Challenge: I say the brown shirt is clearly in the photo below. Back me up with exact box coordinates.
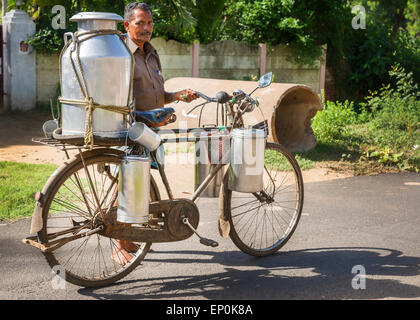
[127,37,165,111]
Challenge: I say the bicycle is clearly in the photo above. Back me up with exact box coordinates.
[24,72,304,287]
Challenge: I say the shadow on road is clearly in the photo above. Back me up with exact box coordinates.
[78,246,420,300]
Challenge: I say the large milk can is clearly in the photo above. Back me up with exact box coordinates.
[60,12,132,137]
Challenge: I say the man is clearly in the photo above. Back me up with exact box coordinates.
[124,2,199,110]
[112,2,199,265]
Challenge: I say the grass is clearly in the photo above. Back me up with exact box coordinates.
[0,161,58,221]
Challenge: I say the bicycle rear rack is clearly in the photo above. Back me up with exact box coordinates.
[32,137,81,151]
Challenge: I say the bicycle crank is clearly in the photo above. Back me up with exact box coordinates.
[100,198,201,243]
[182,217,219,247]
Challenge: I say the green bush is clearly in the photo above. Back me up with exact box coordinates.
[26,27,64,54]
[311,65,419,172]
[361,65,420,169]
[311,98,359,146]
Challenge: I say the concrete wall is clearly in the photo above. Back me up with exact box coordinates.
[150,37,193,80]
[150,38,261,82]
[199,40,260,81]
[266,44,321,91]
[36,52,60,106]
[35,37,323,106]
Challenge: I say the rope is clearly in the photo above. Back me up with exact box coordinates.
[58,97,131,148]
[58,29,135,149]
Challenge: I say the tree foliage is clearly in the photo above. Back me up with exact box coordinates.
[12,0,420,101]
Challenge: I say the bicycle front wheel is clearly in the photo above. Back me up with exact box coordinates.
[221,142,304,256]
[38,149,160,287]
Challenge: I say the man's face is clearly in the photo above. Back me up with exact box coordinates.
[124,9,154,46]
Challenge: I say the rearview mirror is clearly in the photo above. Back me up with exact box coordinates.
[258,72,273,88]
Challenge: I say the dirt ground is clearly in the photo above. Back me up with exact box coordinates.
[0,109,353,197]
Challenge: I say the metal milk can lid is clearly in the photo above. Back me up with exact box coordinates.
[70,12,124,22]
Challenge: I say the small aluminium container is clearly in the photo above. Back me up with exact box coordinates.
[117,155,151,223]
[228,128,266,193]
[128,122,161,151]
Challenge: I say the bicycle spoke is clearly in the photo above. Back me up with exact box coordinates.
[51,196,90,219]
[231,198,259,211]
[68,172,95,216]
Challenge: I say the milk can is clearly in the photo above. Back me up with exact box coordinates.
[194,129,230,197]
[60,12,132,137]
[117,155,151,224]
[228,128,266,193]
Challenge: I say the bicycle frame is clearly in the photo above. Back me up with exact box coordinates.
[149,126,229,202]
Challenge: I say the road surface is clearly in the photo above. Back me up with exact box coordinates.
[1,172,419,301]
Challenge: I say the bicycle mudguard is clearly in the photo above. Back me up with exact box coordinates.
[218,214,231,239]
[218,173,231,238]
[30,193,44,234]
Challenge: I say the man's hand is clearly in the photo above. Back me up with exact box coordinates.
[174,89,199,103]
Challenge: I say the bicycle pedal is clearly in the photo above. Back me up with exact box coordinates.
[200,237,219,247]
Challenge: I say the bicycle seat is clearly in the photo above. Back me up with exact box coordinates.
[135,107,176,128]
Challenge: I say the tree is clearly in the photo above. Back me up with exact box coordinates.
[191,0,227,44]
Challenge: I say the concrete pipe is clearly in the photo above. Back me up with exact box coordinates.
[164,77,323,152]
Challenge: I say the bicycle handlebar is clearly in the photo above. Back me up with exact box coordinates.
[187,89,257,116]
[196,91,217,102]
[196,91,232,104]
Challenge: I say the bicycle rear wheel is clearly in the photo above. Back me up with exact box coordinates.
[38,149,160,287]
[221,142,304,256]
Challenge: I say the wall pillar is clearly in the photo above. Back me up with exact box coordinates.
[318,45,327,94]
[259,43,266,76]
[2,9,36,111]
[192,42,199,78]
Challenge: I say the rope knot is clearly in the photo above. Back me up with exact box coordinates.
[84,97,95,149]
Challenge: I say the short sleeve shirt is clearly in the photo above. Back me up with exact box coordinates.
[127,37,165,111]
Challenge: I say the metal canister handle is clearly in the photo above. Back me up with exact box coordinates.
[63,32,76,44]
[64,32,78,52]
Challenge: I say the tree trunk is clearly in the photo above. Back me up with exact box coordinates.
[391,0,408,39]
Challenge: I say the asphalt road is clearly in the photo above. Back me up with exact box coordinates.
[1,172,420,301]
